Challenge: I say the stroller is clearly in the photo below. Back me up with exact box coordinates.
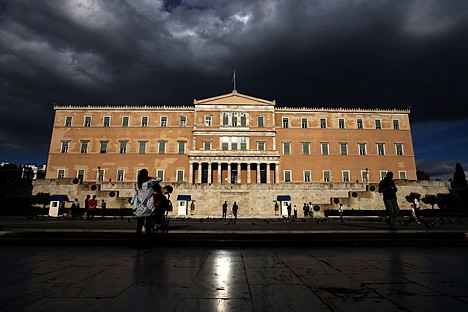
[152,185,173,234]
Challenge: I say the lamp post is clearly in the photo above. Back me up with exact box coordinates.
[97,166,102,182]
[365,168,369,183]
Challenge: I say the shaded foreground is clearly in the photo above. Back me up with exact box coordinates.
[1,245,467,312]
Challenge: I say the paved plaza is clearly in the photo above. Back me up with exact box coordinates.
[1,245,468,312]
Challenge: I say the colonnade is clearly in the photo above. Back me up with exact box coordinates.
[189,161,279,184]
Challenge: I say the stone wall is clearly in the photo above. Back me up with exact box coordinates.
[32,179,451,217]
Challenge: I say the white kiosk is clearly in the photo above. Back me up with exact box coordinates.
[176,195,192,216]
[277,195,291,217]
[49,195,69,217]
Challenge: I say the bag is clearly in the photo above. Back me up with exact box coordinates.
[132,181,155,217]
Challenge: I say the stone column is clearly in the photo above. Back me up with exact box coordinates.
[247,163,251,184]
[198,163,202,184]
[189,162,194,184]
[266,163,271,184]
[228,163,232,184]
[274,163,279,184]
[237,163,241,184]
[218,162,222,184]
[257,163,261,184]
[208,162,212,184]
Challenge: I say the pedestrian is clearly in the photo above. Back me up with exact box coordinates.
[339,203,344,223]
[411,195,421,224]
[133,169,156,239]
[274,201,279,215]
[232,202,238,222]
[308,202,313,217]
[71,198,80,218]
[87,195,98,220]
[287,203,292,218]
[302,203,308,218]
[100,199,106,219]
[378,171,399,230]
[83,194,90,219]
[222,201,228,219]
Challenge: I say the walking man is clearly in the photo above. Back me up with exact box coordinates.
[232,202,238,223]
[379,172,399,230]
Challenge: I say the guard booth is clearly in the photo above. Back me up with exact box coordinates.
[177,195,192,216]
[277,195,291,217]
[49,195,69,217]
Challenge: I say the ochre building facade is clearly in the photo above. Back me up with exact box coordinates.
[46,90,417,185]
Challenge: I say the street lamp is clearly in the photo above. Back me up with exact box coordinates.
[365,168,369,183]
[97,166,102,182]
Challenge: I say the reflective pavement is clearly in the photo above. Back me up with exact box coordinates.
[1,245,468,312]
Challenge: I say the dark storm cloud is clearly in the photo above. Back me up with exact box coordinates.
[1,0,468,166]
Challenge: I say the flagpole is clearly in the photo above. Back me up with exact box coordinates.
[233,70,236,91]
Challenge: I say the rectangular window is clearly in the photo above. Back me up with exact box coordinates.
[399,171,407,180]
[222,112,229,126]
[103,116,110,127]
[240,112,247,127]
[180,116,187,127]
[283,142,291,155]
[176,170,184,182]
[222,142,229,151]
[359,143,367,155]
[302,142,310,155]
[232,112,238,127]
[80,141,89,154]
[156,169,164,181]
[375,119,382,129]
[141,116,148,127]
[257,116,264,127]
[377,143,385,155]
[395,143,404,155]
[357,118,363,129]
[84,116,91,127]
[321,143,329,155]
[338,118,345,129]
[65,116,72,127]
[204,141,212,151]
[119,141,127,154]
[301,117,308,128]
[284,170,292,182]
[380,171,387,180]
[122,116,129,127]
[231,138,238,150]
[257,141,265,151]
[320,118,327,128]
[161,116,168,127]
[205,115,212,126]
[340,143,348,155]
[178,141,186,154]
[57,169,65,179]
[323,170,330,182]
[139,141,147,154]
[393,119,400,130]
[362,170,369,182]
[342,170,350,182]
[61,141,69,153]
[117,169,125,181]
[77,169,85,181]
[100,141,108,154]
[304,170,311,182]
[97,169,104,181]
[158,141,166,154]
[282,117,289,128]
[240,137,247,150]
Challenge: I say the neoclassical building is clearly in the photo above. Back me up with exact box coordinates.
[46,90,416,185]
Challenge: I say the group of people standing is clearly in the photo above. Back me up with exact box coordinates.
[221,201,238,222]
[133,169,173,237]
[70,196,106,219]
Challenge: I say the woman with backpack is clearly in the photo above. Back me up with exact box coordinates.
[133,169,156,239]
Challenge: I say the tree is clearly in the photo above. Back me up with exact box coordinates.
[422,194,437,209]
[452,162,467,188]
[405,192,421,205]
[416,170,430,181]
[35,193,50,208]
[436,193,458,210]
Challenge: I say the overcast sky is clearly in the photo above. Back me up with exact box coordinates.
[1,0,467,179]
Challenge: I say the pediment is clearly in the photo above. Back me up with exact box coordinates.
[194,90,275,106]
